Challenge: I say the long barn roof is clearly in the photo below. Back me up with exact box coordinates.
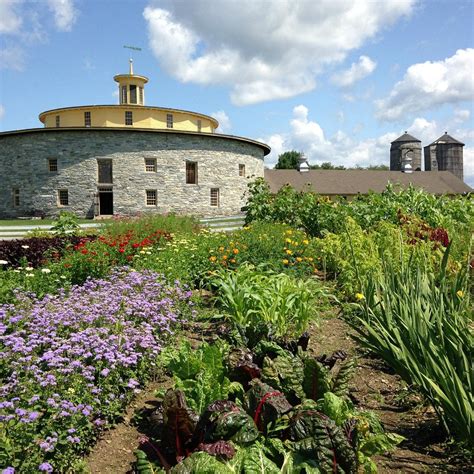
[264,170,472,195]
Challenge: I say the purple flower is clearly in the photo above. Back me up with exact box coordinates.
[38,463,53,473]
[2,468,15,474]
[100,368,110,377]
[28,411,40,421]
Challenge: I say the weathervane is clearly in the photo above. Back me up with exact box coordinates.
[123,45,142,75]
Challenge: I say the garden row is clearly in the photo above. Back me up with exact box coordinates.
[0,184,472,472]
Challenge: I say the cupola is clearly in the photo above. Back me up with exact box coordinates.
[113,59,149,106]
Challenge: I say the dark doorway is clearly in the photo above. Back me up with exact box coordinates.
[99,192,113,215]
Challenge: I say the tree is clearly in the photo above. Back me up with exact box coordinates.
[275,150,304,169]
[311,162,346,170]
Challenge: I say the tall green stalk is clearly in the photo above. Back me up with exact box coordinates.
[348,245,473,445]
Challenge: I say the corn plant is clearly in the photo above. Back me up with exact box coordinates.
[348,245,473,444]
[210,264,323,345]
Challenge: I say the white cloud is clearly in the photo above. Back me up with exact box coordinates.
[454,109,470,123]
[211,110,232,133]
[376,48,474,121]
[332,56,377,87]
[0,0,23,34]
[259,106,473,180]
[0,46,26,71]
[46,0,77,31]
[0,0,78,70]
[463,147,474,187]
[0,105,5,121]
[144,1,414,105]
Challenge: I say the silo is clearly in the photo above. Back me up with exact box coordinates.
[390,132,422,171]
[424,132,465,181]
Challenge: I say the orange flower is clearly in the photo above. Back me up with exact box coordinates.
[209,256,217,262]
[230,258,236,263]
[222,255,228,260]
[233,248,239,255]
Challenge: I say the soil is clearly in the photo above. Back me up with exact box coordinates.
[308,313,469,473]
[85,311,470,473]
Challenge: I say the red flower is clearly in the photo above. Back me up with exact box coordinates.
[119,248,125,253]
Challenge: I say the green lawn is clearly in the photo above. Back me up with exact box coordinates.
[0,219,93,226]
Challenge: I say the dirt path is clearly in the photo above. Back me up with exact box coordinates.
[86,378,172,474]
[86,314,466,473]
[309,314,464,473]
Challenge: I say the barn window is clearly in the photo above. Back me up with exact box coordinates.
[55,115,60,127]
[125,111,133,125]
[12,189,20,207]
[186,162,197,184]
[210,188,219,207]
[145,158,157,172]
[84,111,91,127]
[48,158,58,172]
[197,119,202,132]
[166,113,173,128]
[58,190,69,206]
[98,160,113,184]
[146,190,157,206]
[239,164,245,177]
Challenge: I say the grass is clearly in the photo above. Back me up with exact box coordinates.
[0,219,93,226]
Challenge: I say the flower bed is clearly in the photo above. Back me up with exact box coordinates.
[0,268,194,473]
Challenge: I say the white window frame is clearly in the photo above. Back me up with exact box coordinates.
[145,158,157,173]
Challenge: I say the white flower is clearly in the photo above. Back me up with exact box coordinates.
[41,268,51,274]
[13,269,21,273]
[21,245,30,249]
[26,273,34,278]
[145,251,151,255]
[25,267,34,271]
[60,275,67,280]
[0,260,8,265]
[139,250,146,254]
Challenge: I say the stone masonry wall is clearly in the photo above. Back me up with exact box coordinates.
[0,130,265,218]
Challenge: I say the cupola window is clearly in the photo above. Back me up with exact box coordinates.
[130,85,137,104]
[121,86,127,104]
[139,87,144,105]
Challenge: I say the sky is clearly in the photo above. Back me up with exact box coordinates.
[1,0,473,185]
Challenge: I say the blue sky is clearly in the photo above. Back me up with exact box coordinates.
[1,0,473,184]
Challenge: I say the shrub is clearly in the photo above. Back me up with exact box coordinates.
[0,268,194,472]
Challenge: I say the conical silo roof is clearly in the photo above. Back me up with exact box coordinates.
[428,132,465,146]
[391,131,421,143]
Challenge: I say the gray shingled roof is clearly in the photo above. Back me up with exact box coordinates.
[264,170,472,195]
[391,132,421,143]
[428,132,465,146]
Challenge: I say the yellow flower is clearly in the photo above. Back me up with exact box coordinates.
[303,239,309,245]
[230,258,236,263]
[209,256,217,262]
[282,259,289,265]
[285,230,293,235]
[285,249,293,255]
[308,257,314,262]
[355,293,365,301]
[456,290,464,298]
[218,246,225,252]
[285,238,292,244]
[296,257,303,262]
[293,241,299,246]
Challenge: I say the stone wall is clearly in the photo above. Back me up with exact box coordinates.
[0,129,266,218]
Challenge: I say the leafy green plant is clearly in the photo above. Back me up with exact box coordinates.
[210,264,321,346]
[50,211,81,237]
[159,341,243,415]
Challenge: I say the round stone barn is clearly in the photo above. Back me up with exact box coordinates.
[0,61,270,219]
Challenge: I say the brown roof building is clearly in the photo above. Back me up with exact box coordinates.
[264,169,472,197]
